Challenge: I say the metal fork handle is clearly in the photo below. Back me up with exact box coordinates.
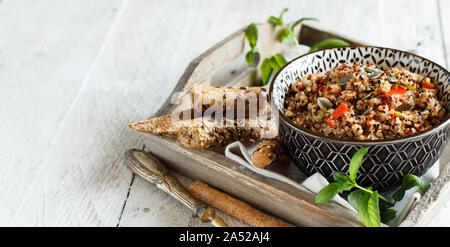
[125,148,208,215]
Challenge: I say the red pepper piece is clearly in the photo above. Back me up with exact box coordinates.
[326,103,350,128]
[386,85,407,98]
[331,103,350,119]
[326,119,336,128]
[422,80,435,89]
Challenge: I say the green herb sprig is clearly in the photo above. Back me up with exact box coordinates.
[245,8,317,85]
[309,38,350,52]
[315,147,431,227]
[268,8,318,53]
[244,8,353,85]
[259,54,288,85]
[245,23,260,67]
[245,24,288,85]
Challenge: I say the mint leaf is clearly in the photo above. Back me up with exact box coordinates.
[245,50,260,67]
[268,9,319,54]
[269,54,287,72]
[269,57,282,72]
[315,182,341,204]
[245,51,253,66]
[348,147,369,183]
[272,54,287,68]
[279,8,288,22]
[260,54,288,85]
[315,172,354,204]
[380,208,396,223]
[245,23,260,67]
[309,38,350,52]
[366,191,381,227]
[380,199,396,223]
[278,29,297,44]
[392,174,431,202]
[292,17,319,29]
[332,172,354,191]
[268,8,288,26]
[245,23,258,48]
[348,189,380,227]
[260,58,273,85]
[267,16,281,26]
[348,189,367,211]
[332,172,349,183]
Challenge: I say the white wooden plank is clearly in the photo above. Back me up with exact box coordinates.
[0,0,124,225]
[411,0,450,227]
[5,0,132,226]
[4,0,234,226]
[323,0,446,66]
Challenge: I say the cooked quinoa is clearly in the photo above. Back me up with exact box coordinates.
[283,63,447,140]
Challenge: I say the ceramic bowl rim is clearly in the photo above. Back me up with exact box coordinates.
[268,45,450,145]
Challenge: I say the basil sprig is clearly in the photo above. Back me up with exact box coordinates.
[243,8,375,86]
[260,54,287,85]
[309,38,350,52]
[268,8,318,52]
[245,23,260,67]
[315,147,431,227]
[244,23,288,85]
[267,8,288,26]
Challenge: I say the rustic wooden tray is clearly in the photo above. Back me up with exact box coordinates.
[142,23,450,227]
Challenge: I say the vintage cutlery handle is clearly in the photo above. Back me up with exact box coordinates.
[125,148,207,215]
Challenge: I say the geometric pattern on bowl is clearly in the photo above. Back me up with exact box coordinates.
[279,122,448,190]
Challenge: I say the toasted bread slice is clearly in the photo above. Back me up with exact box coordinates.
[129,115,276,149]
[128,115,178,137]
[190,86,268,113]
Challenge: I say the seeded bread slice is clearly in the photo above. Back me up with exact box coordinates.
[128,115,178,137]
[129,115,277,149]
[251,138,283,168]
[190,86,268,112]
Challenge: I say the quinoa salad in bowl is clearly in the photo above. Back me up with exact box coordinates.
[269,46,450,189]
[283,63,447,141]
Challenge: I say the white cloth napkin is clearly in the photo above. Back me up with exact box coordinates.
[224,140,439,226]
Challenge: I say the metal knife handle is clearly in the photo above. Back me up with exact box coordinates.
[125,148,207,215]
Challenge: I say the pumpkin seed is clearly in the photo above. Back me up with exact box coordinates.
[337,73,355,85]
[386,77,398,83]
[364,67,383,73]
[364,67,383,80]
[395,103,413,112]
[317,97,333,109]
[363,107,373,115]
[362,92,373,100]
[369,72,382,79]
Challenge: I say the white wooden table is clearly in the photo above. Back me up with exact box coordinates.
[0,0,449,226]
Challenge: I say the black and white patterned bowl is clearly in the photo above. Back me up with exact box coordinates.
[269,46,450,191]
